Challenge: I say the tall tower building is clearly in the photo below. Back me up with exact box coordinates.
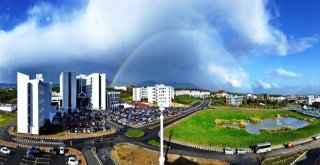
[86,73,106,110]
[17,72,52,135]
[60,71,76,114]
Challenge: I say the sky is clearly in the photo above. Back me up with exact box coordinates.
[0,0,320,94]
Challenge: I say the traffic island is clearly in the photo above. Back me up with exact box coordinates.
[125,129,145,138]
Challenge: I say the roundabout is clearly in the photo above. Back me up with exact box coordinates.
[125,129,145,138]
[165,109,320,148]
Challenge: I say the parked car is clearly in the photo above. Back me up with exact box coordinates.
[50,147,59,156]
[236,148,246,155]
[26,147,40,157]
[313,134,320,140]
[0,147,11,155]
[68,157,79,165]
[59,147,65,155]
[287,142,295,148]
[224,147,234,155]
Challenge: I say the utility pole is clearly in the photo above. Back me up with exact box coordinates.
[159,105,165,165]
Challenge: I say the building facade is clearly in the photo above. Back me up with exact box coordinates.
[85,73,106,110]
[175,90,210,99]
[106,91,120,110]
[306,95,320,105]
[226,95,243,106]
[113,86,127,91]
[17,73,52,135]
[60,71,77,114]
[133,84,174,107]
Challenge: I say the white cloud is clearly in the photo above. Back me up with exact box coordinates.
[208,65,248,88]
[256,80,278,89]
[0,0,317,90]
[270,68,303,79]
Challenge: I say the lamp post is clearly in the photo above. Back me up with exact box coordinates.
[159,105,165,165]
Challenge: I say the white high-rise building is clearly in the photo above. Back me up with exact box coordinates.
[85,73,106,110]
[60,71,77,115]
[133,84,174,107]
[17,73,52,135]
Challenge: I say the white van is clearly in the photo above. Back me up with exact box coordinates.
[256,142,271,154]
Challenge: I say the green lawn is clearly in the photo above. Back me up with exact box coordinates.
[0,112,16,128]
[148,139,160,147]
[165,109,319,148]
[125,129,145,138]
[174,95,203,105]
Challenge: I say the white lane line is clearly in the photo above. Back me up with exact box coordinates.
[37,158,50,160]
[36,162,50,164]
[0,157,6,161]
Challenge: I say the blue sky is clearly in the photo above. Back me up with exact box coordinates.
[0,0,319,94]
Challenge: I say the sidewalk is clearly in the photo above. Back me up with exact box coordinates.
[9,126,116,140]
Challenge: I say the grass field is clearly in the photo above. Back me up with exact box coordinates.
[125,129,145,138]
[174,95,203,105]
[0,112,16,128]
[165,109,319,148]
[148,139,160,147]
[111,143,229,165]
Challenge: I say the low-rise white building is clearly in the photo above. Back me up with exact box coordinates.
[175,90,210,99]
[17,73,52,135]
[0,104,16,112]
[113,86,127,91]
[133,84,174,107]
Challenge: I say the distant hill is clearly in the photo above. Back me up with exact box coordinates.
[0,83,16,88]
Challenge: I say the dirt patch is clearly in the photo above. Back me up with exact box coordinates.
[111,143,229,165]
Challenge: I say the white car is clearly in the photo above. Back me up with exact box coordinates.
[313,134,320,140]
[224,147,234,155]
[59,147,65,155]
[236,148,246,155]
[0,147,11,155]
[68,157,79,165]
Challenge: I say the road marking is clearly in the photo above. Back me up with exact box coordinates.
[21,158,36,163]
[0,153,9,157]
[36,162,50,164]
[0,157,6,161]
[0,162,4,165]
[36,158,50,160]
[20,163,28,165]
[34,157,38,165]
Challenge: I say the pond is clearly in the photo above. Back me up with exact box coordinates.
[222,117,309,134]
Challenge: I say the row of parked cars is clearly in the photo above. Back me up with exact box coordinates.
[66,110,110,134]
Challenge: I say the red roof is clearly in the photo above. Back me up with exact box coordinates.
[217,90,226,94]
[129,101,150,108]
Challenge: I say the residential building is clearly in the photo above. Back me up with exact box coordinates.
[175,90,191,96]
[60,71,77,114]
[132,84,174,107]
[17,73,52,135]
[114,86,127,91]
[226,95,243,106]
[106,91,120,110]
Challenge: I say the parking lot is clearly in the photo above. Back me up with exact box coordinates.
[103,105,197,126]
[65,109,110,134]
[0,146,73,165]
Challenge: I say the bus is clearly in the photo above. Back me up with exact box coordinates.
[256,142,271,154]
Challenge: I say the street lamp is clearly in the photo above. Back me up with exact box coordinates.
[159,105,165,165]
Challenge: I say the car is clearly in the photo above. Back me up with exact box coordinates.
[313,134,320,140]
[0,147,11,155]
[59,147,65,155]
[26,147,40,157]
[224,147,234,155]
[50,147,59,156]
[236,148,246,155]
[68,157,79,165]
[287,142,295,148]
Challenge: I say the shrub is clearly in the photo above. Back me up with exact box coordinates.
[250,117,262,123]
[215,119,223,125]
[239,121,247,128]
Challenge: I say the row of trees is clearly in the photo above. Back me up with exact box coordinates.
[0,88,17,104]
